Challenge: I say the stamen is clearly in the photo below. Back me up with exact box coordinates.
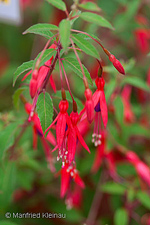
[70,172,74,177]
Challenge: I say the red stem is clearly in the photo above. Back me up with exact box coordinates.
[70,38,89,89]
[71,29,110,56]
[60,61,75,102]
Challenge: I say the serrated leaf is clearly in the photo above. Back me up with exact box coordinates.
[62,57,92,85]
[80,12,114,29]
[23,23,58,39]
[13,87,27,110]
[101,182,126,195]
[36,92,53,134]
[122,76,150,92]
[33,48,56,70]
[114,208,129,225]
[79,2,101,12]
[77,32,101,42]
[46,0,66,11]
[72,34,100,59]
[69,10,81,25]
[136,191,150,209]
[59,19,71,51]
[13,60,34,86]
[53,91,83,111]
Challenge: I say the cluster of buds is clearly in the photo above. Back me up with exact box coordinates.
[23,43,57,99]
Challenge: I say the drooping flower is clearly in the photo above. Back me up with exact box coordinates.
[92,76,108,146]
[68,111,90,163]
[44,98,75,166]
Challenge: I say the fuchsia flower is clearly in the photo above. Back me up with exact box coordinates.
[44,99,70,148]
[68,111,90,163]
[44,98,90,165]
[92,77,108,146]
[60,163,85,198]
[121,85,135,123]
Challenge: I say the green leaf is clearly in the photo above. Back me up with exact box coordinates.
[53,91,83,112]
[0,123,20,160]
[101,182,126,195]
[136,191,150,210]
[13,87,27,110]
[0,221,18,225]
[46,0,66,11]
[69,10,81,25]
[62,57,92,85]
[123,124,150,139]
[114,96,124,125]
[23,23,58,39]
[114,208,129,225]
[13,60,33,86]
[80,12,114,29]
[0,162,17,208]
[77,32,101,42]
[72,34,100,59]
[36,92,53,134]
[33,48,56,69]
[59,19,71,51]
[122,76,150,92]
[79,2,101,12]
[17,170,34,191]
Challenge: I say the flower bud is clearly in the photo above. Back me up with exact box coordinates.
[29,79,37,99]
[84,89,94,123]
[32,69,38,80]
[109,54,125,75]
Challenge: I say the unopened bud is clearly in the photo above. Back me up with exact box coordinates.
[29,79,37,99]
[32,69,38,80]
[85,89,94,123]
[109,54,125,75]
